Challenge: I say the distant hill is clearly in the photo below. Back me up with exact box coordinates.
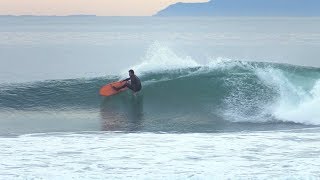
[156,0,320,16]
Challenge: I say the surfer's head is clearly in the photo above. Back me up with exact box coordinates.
[129,69,134,76]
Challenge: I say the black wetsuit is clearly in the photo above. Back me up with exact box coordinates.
[121,75,142,92]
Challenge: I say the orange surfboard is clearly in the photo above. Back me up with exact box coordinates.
[99,81,128,97]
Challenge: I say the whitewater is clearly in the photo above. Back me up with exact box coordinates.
[1,17,320,179]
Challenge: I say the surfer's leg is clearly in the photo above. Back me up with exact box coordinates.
[126,83,135,91]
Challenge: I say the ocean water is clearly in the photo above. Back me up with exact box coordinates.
[1,17,320,179]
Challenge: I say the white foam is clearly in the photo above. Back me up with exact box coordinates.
[274,80,320,125]
[256,68,320,125]
[1,131,320,179]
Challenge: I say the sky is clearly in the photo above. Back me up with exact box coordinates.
[0,0,208,16]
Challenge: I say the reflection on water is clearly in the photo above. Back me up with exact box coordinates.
[100,93,144,132]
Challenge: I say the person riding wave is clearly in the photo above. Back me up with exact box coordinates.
[112,69,142,93]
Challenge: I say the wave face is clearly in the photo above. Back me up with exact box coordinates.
[1,59,320,129]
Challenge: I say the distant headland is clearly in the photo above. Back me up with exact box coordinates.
[156,0,320,16]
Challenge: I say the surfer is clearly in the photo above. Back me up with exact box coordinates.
[112,69,142,93]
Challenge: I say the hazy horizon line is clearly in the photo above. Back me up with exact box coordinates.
[1,14,320,18]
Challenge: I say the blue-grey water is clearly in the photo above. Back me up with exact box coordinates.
[1,17,320,179]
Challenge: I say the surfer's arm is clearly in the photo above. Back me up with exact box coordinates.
[122,78,130,82]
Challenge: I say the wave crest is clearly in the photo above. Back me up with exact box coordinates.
[1,58,320,125]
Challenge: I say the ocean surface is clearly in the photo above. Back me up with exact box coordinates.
[1,17,320,179]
